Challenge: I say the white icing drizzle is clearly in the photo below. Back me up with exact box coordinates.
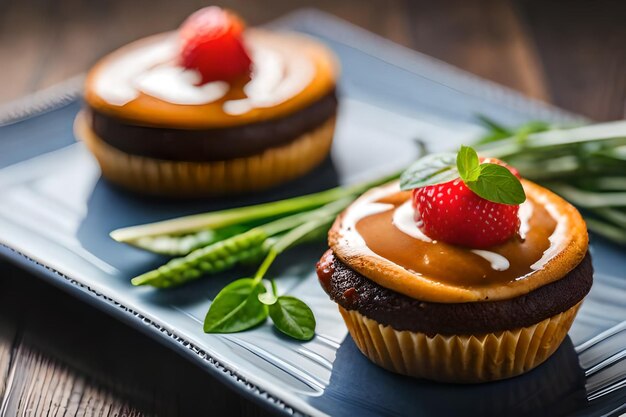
[518,200,534,240]
[392,201,433,243]
[222,47,314,115]
[341,182,568,276]
[134,67,229,105]
[340,202,394,247]
[339,184,397,248]
[94,37,178,106]
[530,197,568,271]
[392,200,511,271]
[470,250,510,271]
[92,33,315,113]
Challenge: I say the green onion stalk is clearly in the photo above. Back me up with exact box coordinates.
[115,171,402,288]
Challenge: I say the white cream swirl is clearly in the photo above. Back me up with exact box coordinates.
[470,250,510,271]
[92,33,315,113]
[391,200,511,271]
[134,67,229,105]
[93,37,177,106]
[223,47,315,115]
[392,200,433,243]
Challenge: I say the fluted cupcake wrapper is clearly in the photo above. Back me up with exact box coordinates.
[75,112,336,197]
[339,301,582,383]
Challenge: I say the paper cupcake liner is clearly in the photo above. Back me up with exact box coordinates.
[339,301,582,383]
[75,112,336,197]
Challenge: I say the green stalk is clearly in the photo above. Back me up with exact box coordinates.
[111,171,400,244]
[131,228,268,288]
[131,211,312,288]
[591,208,626,228]
[479,120,626,159]
[585,218,626,245]
[112,190,342,242]
[132,197,352,288]
[251,197,353,285]
[547,183,626,208]
[578,177,626,191]
[128,223,253,255]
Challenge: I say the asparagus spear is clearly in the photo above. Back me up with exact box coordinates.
[478,120,626,159]
[131,229,269,288]
[546,183,626,208]
[111,171,401,246]
[131,197,353,288]
[129,223,253,256]
[585,218,626,245]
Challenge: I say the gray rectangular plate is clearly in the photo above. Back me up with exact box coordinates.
[0,10,624,417]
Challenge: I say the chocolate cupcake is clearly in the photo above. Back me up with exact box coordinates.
[75,7,339,197]
[317,149,591,383]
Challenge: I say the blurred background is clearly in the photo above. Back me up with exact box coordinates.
[1,0,625,120]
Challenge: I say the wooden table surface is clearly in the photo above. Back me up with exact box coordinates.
[0,0,624,415]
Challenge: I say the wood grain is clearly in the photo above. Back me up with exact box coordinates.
[0,344,139,416]
[405,0,550,101]
[0,0,625,415]
[0,261,273,416]
[518,0,626,120]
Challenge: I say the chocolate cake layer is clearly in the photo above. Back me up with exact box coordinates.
[320,251,593,335]
[88,91,338,162]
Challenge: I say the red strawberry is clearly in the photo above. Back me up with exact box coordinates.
[179,7,252,84]
[411,160,521,248]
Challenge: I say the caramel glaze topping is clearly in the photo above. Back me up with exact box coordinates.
[355,191,556,288]
[328,180,589,303]
[84,30,338,129]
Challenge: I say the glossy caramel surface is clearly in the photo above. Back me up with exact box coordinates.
[328,180,589,303]
[84,29,338,129]
[356,191,556,288]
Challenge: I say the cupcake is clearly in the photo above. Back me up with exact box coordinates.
[75,7,339,197]
[317,147,592,383]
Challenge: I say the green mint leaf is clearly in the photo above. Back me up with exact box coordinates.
[204,278,268,333]
[465,163,526,205]
[269,296,316,341]
[456,145,480,182]
[399,153,458,190]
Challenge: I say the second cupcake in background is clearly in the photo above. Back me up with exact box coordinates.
[76,6,339,197]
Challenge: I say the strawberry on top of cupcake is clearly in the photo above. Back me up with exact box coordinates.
[408,146,524,248]
[179,6,252,84]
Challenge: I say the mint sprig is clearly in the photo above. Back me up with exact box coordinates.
[204,251,316,340]
[203,198,350,340]
[401,145,526,205]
